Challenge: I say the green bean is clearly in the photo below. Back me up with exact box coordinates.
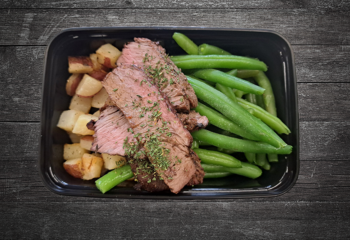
[194,102,258,141]
[215,83,237,103]
[204,172,233,178]
[252,71,280,163]
[198,43,231,55]
[256,153,270,170]
[201,163,262,179]
[256,94,265,109]
[188,75,216,86]
[236,98,291,135]
[192,69,265,95]
[95,165,134,194]
[268,154,279,162]
[171,55,268,71]
[193,148,242,168]
[233,89,246,98]
[192,129,292,154]
[245,93,257,105]
[254,71,277,116]
[244,152,256,164]
[236,70,260,79]
[217,148,235,155]
[198,140,211,146]
[191,140,199,149]
[172,32,198,55]
[226,69,238,77]
[187,76,288,148]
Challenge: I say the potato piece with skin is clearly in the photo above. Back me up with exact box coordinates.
[81,153,104,180]
[92,88,109,108]
[68,56,93,74]
[66,74,83,96]
[88,69,108,81]
[90,53,109,72]
[57,110,84,132]
[63,143,89,160]
[96,43,121,68]
[72,114,98,135]
[68,132,82,143]
[69,94,92,113]
[76,74,103,98]
[63,158,83,178]
[80,136,94,151]
[101,153,127,170]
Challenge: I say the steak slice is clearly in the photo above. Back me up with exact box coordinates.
[187,149,205,186]
[117,37,198,112]
[103,65,199,194]
[89,106,134,156]
[130,159,169,192]
[178,110,209,132]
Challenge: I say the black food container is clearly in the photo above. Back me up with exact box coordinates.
[40,27,299,199]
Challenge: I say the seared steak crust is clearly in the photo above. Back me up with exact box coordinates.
[178,111,209,132]
[130,159,169,192]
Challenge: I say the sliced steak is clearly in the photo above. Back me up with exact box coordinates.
[130,159,169,192]
[187,149,205,186]
[103,65,199,194]
[89,106,134,156]
[117,37,198,112]
[177,110,209,132]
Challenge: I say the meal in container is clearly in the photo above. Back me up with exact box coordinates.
[56,32,292,194]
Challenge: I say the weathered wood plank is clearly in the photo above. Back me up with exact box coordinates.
[0,9,349,45]
[1,46,350,122]
[298,83,350,121]
[1,122,350,203]
[1,0,349,10]
[1,201,349,239]
[294,45,350,83]
[300,121,350,161]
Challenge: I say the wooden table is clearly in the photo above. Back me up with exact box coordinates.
[1,1,350,238]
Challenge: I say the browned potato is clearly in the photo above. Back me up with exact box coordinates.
[57,110,84,132]
[91,88,109,108]
[68,56,93,74]
[69,94,92,113]
[72,114,98,135]
[90,53,109,71]
[75,74,103,98]
[63,158,83,178]
[80,136,94,151]
[96,43,121,68]
[63,143,89,160]
[66,74,83,96]
[81,153,104,180]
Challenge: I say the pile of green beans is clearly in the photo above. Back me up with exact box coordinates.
[173,32,293,181]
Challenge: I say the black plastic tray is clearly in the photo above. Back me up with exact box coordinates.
[40,27,299,199]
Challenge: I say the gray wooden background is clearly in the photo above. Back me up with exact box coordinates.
[1,0,350,239]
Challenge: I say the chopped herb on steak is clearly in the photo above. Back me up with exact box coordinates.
[102,65,199,194]
[117,38,198,113]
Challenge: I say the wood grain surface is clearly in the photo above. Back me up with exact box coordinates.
[1,0,350,239]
